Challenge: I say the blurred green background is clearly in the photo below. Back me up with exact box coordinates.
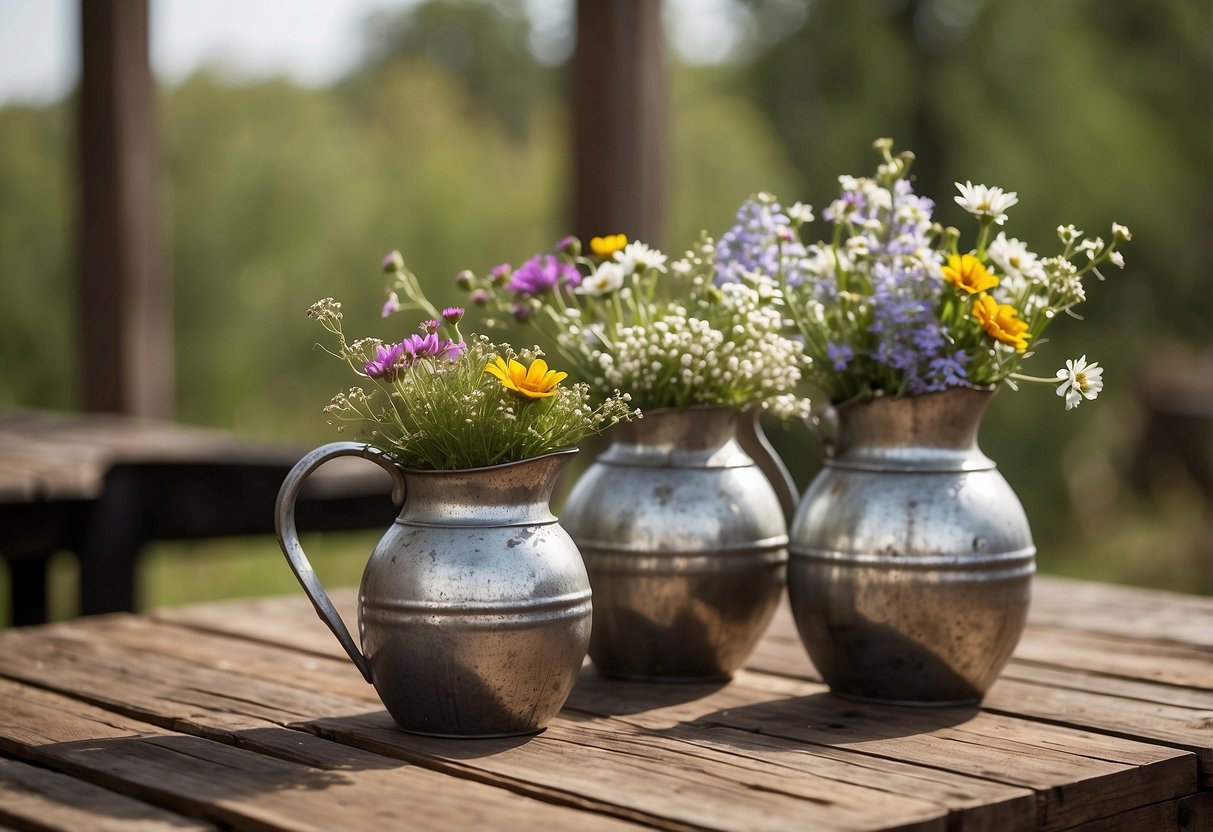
[0,0,1209,620]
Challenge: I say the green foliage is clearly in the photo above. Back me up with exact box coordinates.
[0,0,1207,599]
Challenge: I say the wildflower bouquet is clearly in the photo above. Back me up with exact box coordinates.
[307,262,636,470]
[721,139,1130,410]
[443,233,810,418]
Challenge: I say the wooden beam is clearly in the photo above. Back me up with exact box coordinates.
[571,0,667,246]
[77,0,172,417]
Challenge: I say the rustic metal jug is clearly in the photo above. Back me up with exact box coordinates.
[276,443,591,737]
[561,407,793,682]
[787,388,1035,705]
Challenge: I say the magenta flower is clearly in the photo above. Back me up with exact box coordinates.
[436,339,466,361]
[365,342,406,379]
[442,306,464,324]
[382,250,404,273]
[401,332,440,359]
[512,302,534,322]
[420,319,440,334]
[381,291,401,318]
[555,235,580,257]
[507,254,581,294]
[489,263,512,284]
[470,288,490,306]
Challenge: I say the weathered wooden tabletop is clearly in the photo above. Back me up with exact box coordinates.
[0,575,1210,831]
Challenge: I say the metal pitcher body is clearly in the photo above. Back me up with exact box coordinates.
[277,445,590,737]
[788,388,1035,705]
[562,408,789,682]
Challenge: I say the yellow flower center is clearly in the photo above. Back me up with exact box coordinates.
[484,356,568,399]
[942,254,999,295]
[589,234,628,259]
[1075,372,1088,391]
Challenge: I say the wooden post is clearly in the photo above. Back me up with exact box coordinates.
[571,0,667,246]
[77,0,172,417]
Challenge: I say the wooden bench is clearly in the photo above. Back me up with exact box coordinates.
[0,410,397,626]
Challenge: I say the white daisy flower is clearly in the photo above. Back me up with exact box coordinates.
[575,261,627,296]
[988,232,1046,283]
[954,181,1019,225]
[614,241,668,275]
[1056,355,1104,410]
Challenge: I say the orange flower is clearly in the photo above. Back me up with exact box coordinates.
[972,295,1030,353]
[942,254,999,295]
[485,356,567,399]
[589,234,628,259]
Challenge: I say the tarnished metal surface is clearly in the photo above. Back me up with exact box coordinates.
[563,408,789,681]
[277,444,590,737]
[787,389,1035,705]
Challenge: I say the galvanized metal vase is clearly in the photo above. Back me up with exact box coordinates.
[787,388,1035,705]
[276,443,591,737]
[561,407,792,682]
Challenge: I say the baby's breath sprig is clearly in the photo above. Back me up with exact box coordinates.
[452,231,811,418]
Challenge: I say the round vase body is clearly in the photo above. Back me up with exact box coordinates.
[359,451,591,736]
[562,408,788,682]
[787,389,1034,705]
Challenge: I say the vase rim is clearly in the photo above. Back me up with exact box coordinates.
[835,385,997,411]
[391,446,578,475]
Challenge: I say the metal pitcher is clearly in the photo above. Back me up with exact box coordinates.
[276,443,591,737]
[561,407,793,682]
[787,388,1035,705]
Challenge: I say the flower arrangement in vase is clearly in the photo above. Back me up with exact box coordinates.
[442,233,811,681]
[725,138,1131,704]
[275,259,634,737]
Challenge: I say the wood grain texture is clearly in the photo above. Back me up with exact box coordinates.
[1,577,1210,832]
[0,758,217,832]
[0,678,643,832]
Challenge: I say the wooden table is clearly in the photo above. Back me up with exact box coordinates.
[0,575,1210,831]
[0,410,397,625]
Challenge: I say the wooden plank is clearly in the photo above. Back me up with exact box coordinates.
[1029,576,1213,649]
[1012,627,1213,690]
[0,621,954,832]
[0,757,217,831]
[564,670,1197,832]
[750,600,1213,787]
[0,678,643,832]
[1055,791,1213,831]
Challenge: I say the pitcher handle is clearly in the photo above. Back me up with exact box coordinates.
[737,406,799,525]
[737,404,839,525]
[274,441,406,684]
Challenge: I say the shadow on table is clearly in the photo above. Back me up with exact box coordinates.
[682,691,980,746]
[299,710,538,761]
[564,666,731,716]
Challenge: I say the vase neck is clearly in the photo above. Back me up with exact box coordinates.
[598,407,753,469]
[397,449,576,526]
[829,389,996,472]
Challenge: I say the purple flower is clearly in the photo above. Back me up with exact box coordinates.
[469,289,490,306]
[827,343,854,372]
[555,235,580,257]
[489,263,512,285]
[381,292,401,318]
[716,196,809,286]
[365,342,405,379]
[512,302,534,322]
[437,339,466,361]
[419,319,440,334]
[455,269,474,288]
[507,254,581,294]
[381,250,404,273]
[442,306,464,324]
